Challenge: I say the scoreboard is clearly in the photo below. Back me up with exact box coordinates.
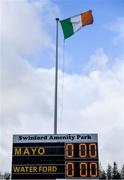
[12,134,99,179]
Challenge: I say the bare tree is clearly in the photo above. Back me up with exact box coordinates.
[121,164,124,180]
[3,172,10,180]
[106,164,112,180]
[99,163,106,179]
[112,161,121,179]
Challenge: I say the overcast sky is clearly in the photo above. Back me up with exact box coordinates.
[0,0,124,173]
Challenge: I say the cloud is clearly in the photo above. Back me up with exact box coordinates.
[0,0,59,172]
[1,1,47,54]
[58,58,124,168]
[0,0,60,56]
[84,48,109,72]
[0,0,124,174]
[106,17,124,43]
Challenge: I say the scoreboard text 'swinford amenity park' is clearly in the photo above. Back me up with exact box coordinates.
[12,134,99,179]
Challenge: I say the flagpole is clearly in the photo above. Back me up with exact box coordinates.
[54,18,59,134]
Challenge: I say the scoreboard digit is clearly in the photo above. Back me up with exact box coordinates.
[65,143,98,178]
[12,134,99,179]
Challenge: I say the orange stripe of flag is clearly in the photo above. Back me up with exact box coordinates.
[81,10,94,26]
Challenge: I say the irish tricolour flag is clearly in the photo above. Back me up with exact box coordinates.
[60,10,94,39]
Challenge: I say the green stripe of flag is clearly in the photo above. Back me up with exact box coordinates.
[60,18,74,39]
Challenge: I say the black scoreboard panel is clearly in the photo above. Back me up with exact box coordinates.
[12,134,99,179]
[12,142,65,179]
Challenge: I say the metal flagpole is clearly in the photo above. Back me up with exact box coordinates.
[54,18,59,134]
